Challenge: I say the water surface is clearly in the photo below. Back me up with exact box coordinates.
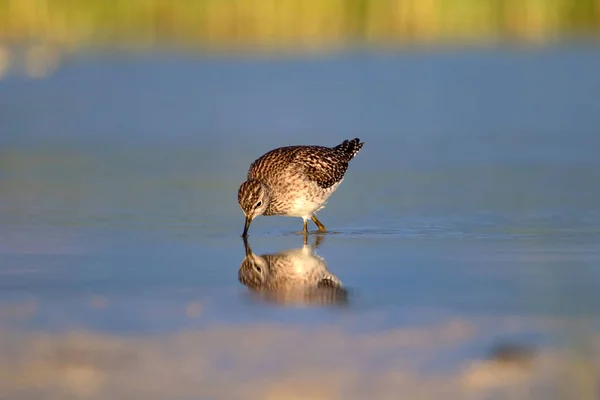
[1,44,600,398]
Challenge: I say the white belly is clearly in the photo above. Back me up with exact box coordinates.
[288,197,323,218]
[286,179,343,219]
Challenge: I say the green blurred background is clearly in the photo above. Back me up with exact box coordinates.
[1,0,599,50]
[2,0,599,79]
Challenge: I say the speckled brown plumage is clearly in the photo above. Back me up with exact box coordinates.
[238,138,364,235]
[248,138,363,189]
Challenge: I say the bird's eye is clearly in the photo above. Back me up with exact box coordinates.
[255,201,262,208]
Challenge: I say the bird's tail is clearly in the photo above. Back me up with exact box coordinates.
[334,138,364,160]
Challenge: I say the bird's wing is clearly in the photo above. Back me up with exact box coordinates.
[292,147,350,189]
[247,146,300,180]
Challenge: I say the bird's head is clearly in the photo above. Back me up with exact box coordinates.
[239,236,269,288]
[238,179,271,236]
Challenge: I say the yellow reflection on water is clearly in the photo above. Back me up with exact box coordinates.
[0,314,597,399]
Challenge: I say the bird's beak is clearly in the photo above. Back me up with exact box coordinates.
[243,235,252,257]
[242,215,252,237]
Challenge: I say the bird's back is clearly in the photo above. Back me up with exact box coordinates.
[247,139,364,190]
[247,145,308,182]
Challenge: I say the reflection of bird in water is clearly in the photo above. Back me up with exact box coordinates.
[239,235,348,306]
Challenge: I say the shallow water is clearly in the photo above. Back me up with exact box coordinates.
[1,44,600,398]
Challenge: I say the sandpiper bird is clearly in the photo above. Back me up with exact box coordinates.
[239,236,348,306]
[238,138,364,236]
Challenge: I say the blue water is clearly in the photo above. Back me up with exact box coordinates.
[1,44,599,398]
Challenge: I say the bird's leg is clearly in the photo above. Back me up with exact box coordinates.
[313,234,324,249]
[311,215,327,232]
[303,218,309,234]
[303,232,308,247]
